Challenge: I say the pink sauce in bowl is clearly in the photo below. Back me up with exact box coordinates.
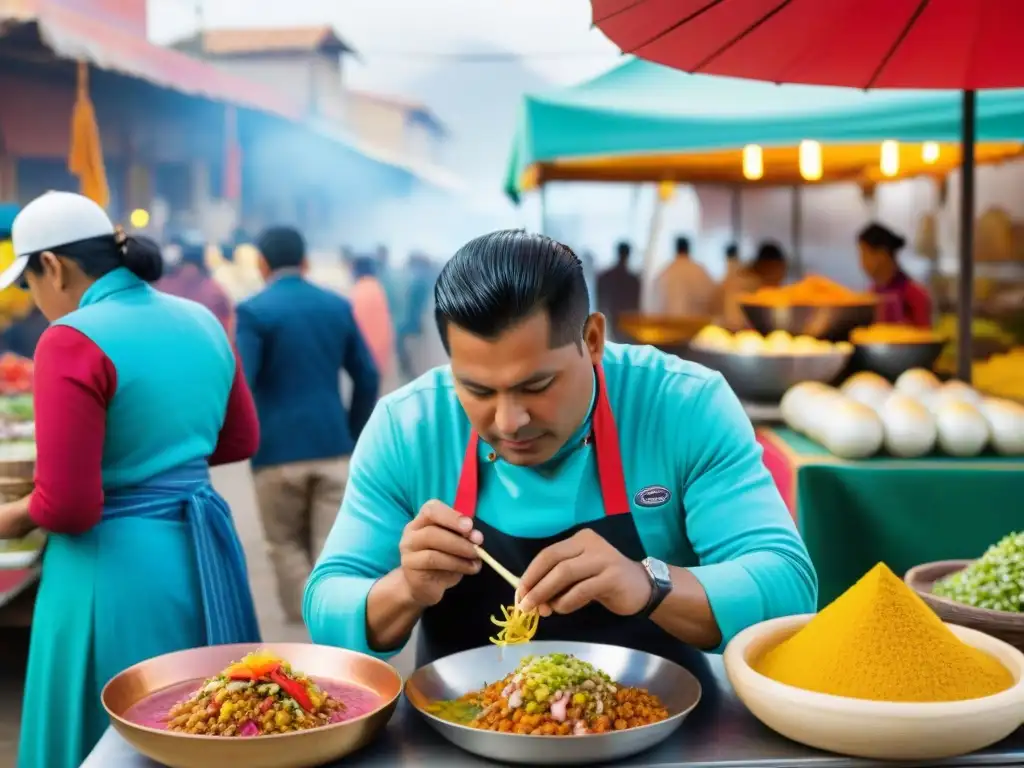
[124,677,384,734]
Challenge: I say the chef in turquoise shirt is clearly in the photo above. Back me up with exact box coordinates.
[305,230,817,665]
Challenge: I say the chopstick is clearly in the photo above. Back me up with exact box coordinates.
[474,545,521,590]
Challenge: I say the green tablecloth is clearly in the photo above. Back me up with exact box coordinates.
[758,427,1024,607]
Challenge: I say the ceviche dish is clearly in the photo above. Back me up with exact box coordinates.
[426,653,669,736]
[124,651,383,737]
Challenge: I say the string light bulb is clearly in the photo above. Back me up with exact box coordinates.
[658,180,676,202]
[880,140,900,177]
[799,140,822,182]
[742,144,764,181]
[922,141,940,164]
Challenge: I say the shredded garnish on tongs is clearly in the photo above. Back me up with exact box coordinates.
[473,544,541,647]
[489,601,540,646]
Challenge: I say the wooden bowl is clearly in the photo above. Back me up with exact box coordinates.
[905,560,1024,651]
[724,614,1024,761]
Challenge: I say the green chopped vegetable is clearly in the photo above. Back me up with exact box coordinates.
[932,532,1024,613]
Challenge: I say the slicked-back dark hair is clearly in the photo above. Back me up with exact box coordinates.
[434,229,590,352]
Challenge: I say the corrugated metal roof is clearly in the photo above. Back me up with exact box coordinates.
[1,3,302,118]
[198,26,353,56]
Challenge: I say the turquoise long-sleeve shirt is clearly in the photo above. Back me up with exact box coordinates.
[304,342,817,656]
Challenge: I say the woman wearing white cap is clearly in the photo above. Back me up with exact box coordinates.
[0,192,262,768]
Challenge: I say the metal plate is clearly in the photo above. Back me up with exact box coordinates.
[102,643,402,768]
[405,641,701,765]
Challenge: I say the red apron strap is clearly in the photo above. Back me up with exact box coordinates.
[593,365,631,516]
[453,431,480,518]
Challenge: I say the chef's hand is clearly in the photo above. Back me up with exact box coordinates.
[398,500,483,608]
[517,529,651,617]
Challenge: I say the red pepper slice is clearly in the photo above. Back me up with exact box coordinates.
[269,670,313,712]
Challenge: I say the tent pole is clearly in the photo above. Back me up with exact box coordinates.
[790,186,803,279]
[640,187,667,313]
[540,184,550,235]
[730,186,742,243]
[957,90,976,383]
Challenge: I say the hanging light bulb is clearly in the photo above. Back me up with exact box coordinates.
[799,140,822,181]
[922,141,940,164]
[880,140,900,177]
[742,144,764,180]
[658,181,675,202]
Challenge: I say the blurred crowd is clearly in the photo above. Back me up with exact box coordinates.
[0,230,446,393]
[597,236,789,338]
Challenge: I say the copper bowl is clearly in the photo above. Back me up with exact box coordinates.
[905,561,1024,652]
[102,643,402,768]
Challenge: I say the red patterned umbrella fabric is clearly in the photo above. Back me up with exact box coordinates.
[591,0,1024,89]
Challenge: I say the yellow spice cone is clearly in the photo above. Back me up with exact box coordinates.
[754,563,1013,702]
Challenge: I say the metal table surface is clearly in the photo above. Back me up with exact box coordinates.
[84,655,1024,768]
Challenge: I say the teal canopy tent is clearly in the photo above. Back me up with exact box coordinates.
[505,58,1024,202]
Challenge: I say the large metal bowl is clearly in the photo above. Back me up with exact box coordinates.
[741,302,877,341]
[102,643,402,768]
[852,341,945,381]
[405,641,702,765]
[689,348,851,403]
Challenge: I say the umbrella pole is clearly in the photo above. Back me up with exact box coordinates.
[956,90,976,382]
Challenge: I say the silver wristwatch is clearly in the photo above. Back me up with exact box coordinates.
[640,557,672,617]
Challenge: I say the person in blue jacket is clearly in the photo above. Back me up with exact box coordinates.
[236,225,379,623]
[304,229,816,666]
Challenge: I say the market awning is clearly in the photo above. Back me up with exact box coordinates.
[505,58,1024,200]
[0,1,301,119]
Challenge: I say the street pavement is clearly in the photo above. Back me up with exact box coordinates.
[0,459,419,766]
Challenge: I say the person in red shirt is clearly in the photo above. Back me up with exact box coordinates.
[156,236,235,339]
[858,222,933,328]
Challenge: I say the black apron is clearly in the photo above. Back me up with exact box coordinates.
[417,365,710,676]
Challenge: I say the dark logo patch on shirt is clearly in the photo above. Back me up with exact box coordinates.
[633,485,671,508]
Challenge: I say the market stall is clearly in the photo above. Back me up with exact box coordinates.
[758,426,1024,607]
[504,57,1024,352]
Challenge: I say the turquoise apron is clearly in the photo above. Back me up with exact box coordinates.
[17,460,261,768]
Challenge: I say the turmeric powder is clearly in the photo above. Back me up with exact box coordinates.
[754,563,1014,702]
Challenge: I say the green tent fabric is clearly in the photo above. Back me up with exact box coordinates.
[504,58,1024,202]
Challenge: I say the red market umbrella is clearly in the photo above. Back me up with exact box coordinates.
[592,0,1024,381]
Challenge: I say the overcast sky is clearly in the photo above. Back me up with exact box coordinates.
[149,0,622,92]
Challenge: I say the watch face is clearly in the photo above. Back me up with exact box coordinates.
[645,557,671,583]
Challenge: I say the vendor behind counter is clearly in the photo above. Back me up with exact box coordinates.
[858,222,932,328]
